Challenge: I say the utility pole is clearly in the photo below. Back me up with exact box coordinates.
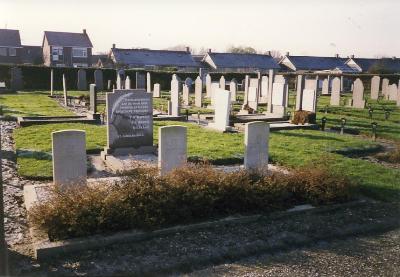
[0,127,9,276]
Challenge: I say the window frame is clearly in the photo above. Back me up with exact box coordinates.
[72,47,88,58]
[8,48,17,56]
[0,47,7,56]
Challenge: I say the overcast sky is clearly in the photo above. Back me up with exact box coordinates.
[1,0,398,58]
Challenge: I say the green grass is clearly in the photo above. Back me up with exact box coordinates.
[0,91,74,117]
[13,121,400,201]
[316,95,400,141]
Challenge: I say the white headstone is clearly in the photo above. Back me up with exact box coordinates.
[183,84,190,106]
[305,78,318,91]
[330,77,341,106]
[382,78,389,98]
[146,72,151,92]
[62,74,68,106]
[194,76,202,108]
[321,78,329,95]
[158,126,187,176]
[259,76,269,104]
[295,75,305,110]
[205,74,211,98]
[302,89,317,112]
[244,121,269,171]
[271,82,287,116]
[116,74,122,90]
[125,76,131,89]
[219,76,226,89]
[352,78,365,109]
[248,87,258,111]
[52,130,86,186]
[272,83,287,106]
[267,70,274,113]
[229,79,237,102]
[244,75,250,104]
[370,76,380,100]
[153,83,161,98]
[388,84,398,101]
[274,75,286,84]
[209,89,231,132]
[170,78,180,116]
[210,82,219,108]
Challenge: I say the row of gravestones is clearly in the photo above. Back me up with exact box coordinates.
[329,77,400,108]
[52,120,270,187]
[167,71,318,118]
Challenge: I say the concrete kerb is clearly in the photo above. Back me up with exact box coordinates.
[23,180,375,261]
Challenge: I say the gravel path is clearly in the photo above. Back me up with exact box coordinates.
[186,228,400,277]
[1,121,37,251]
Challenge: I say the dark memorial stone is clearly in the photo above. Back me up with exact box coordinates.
[10,67,23,91]
[94,69,103,91]
[136,72,146,89]
[106,90,153,151]
[77,69,87,90]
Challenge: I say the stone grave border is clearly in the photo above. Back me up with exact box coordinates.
[24,180,370,261]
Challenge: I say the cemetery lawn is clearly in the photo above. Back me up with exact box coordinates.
[13,122,400,201]
[317,95,400,141]
[0,91,74,117]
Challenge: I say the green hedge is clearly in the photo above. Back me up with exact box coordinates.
[0,64,116,90]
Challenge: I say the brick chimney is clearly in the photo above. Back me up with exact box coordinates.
[208,48,212,53]
[335,54,339,58]
[112,43,116,49]
[83,29,87,35]
[266,51,271,56]
[286,52,289,56]
[350,54,355,59]
[186,46,190,53]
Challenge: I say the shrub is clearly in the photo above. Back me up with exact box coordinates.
[292,111,316,125]
[29,164,355,241]
[375,144,400,164]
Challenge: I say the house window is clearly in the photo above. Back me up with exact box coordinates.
[72,48,87,58]
[8,48,16,56]
[52,46,63,61]
[0,48,6,56]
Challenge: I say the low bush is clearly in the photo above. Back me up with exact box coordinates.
[292,110,316,125]
[375,144,400,164]
[29,163,355,241]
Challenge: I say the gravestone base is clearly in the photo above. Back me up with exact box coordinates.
[237,109,250,115]
[352,100,366,109]
[87,112,101,121]
[101,146,157,159]
[101,153,157,173]
[269,105,286,117]
[101,146,157,172]
[206,123,235,133]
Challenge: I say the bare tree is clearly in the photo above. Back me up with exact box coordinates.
[226,45,257,54]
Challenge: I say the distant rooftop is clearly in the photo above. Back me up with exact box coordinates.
[281,55,348,71]
[0,29,22,47]
[348,57,400,73]
[206,52,281,70]
[43,30,93,48]
[111,48,199,68]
